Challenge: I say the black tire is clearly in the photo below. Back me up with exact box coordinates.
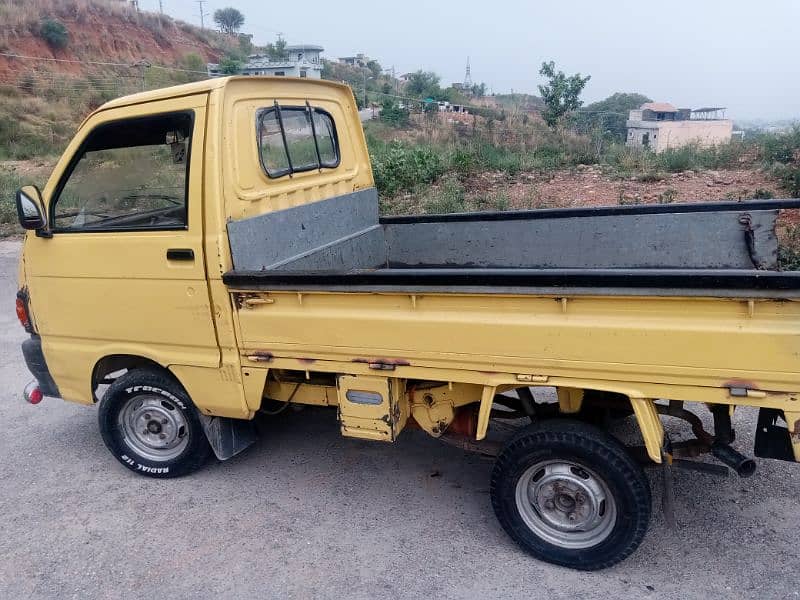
[98,369,212,478]
[490,419,651,570]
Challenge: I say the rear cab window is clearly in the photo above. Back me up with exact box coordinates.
[257,103,339,178]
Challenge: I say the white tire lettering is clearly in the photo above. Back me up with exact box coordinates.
[134,463,170,474]
[123,384,187,409]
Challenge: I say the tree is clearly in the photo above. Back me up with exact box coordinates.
[219,55,242,75]
[577,92,652,140]
[537,61,591,128]
[405,70,441,99]
[379,99,410,127]
[38,19,69,50]
[471,82,487,97]
[213,7,245,35]
[366,59,382,79]
[265,37,287,60]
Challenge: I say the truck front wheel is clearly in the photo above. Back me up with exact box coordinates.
[490,419,651,570]
[98,369,211,478]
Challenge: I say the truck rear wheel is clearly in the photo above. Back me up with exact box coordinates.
[490,419,651,570]
[98,369,211,478]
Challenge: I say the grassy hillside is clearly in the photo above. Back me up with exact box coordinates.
[0,0,236,159]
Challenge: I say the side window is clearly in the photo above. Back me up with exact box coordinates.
[52,112,193,232]
[257,104,339,179]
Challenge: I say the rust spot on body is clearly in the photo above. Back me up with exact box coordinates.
[722,379,759,390]
[297,357,316,365]
[352,357,410,366]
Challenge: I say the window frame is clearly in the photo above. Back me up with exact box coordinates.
[49,110,195,234]
[256,103,340,180]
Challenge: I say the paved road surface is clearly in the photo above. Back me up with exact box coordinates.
[0,239,798,599]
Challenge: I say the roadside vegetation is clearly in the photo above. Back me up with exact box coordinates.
[368,121,800,205]
[1,4,799,263]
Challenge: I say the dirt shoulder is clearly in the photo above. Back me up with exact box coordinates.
[471,166,783,209]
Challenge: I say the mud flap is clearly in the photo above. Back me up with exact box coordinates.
[754,408,797,463]
[198,414,258,461]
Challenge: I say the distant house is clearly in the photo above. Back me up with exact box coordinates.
[626,102,732,152]
[207,44,324,79]
[338,53,369,67]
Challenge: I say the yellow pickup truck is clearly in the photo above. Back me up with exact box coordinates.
[13,76,800,570]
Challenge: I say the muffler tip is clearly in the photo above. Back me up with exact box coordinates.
[712,443,756,478]
[736,458,757,478]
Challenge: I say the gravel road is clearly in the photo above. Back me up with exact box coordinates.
[0,239,798,599]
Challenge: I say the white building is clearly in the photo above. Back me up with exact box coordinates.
[626,102,733,152]
[208,44,324,79]
[338,53,370,67]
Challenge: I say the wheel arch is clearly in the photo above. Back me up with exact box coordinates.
[91,354,183,402]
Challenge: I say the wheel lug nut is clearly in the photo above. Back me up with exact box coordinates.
[144,413,151,420]
[161,418,168,425]
[159,433,166,439]
[568,512,577,521]
[544,500,555,510]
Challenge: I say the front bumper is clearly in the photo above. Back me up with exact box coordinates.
[21,335,60,398]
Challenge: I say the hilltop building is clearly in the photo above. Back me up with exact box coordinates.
[207,44,324,79]
[626,102,732,152]
[338,53,370,67]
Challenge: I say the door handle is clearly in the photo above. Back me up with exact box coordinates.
[166,248,195,261]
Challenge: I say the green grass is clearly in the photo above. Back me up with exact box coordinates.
[0,168,22,226]
[422,175,467,214]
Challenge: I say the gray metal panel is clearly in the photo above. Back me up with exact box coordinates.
[227,187,380,271]
[383,210,778,270]
[274,226,386,272]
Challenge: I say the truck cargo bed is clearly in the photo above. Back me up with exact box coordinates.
[223,193,800,298]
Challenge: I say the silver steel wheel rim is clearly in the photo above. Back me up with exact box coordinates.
[119,394,189,462]
[514,459,617,549]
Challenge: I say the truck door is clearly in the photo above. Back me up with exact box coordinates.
[23,94,220,404]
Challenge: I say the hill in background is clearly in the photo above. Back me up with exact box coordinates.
[0,0,235,158]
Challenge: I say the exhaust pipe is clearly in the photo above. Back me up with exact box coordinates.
[712,443,756,478]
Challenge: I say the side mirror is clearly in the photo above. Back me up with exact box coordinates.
[15,186,46,231]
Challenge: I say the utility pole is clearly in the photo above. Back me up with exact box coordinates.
[158,0,164,15]
[196,0,208,29]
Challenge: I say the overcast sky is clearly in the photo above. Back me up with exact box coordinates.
[149,0,798,120]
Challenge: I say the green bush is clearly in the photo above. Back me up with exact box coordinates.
[449,147,478,175]
[657,146,699,172]
[774,164,800,197]
[379,101,409,128]
[38,19,69,50]
[0,168,22,225]
[423,176,467,214]
[752,188,775,199]
[762,134,797,164]
[478,143,523,174]
[650,142,745,173]
[370,141,446,196]
[779,224,800,271]
[218,55,242,75]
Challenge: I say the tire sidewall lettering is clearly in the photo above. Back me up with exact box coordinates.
[124,385,187,410]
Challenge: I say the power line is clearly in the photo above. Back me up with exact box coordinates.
[0,52,208,74]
